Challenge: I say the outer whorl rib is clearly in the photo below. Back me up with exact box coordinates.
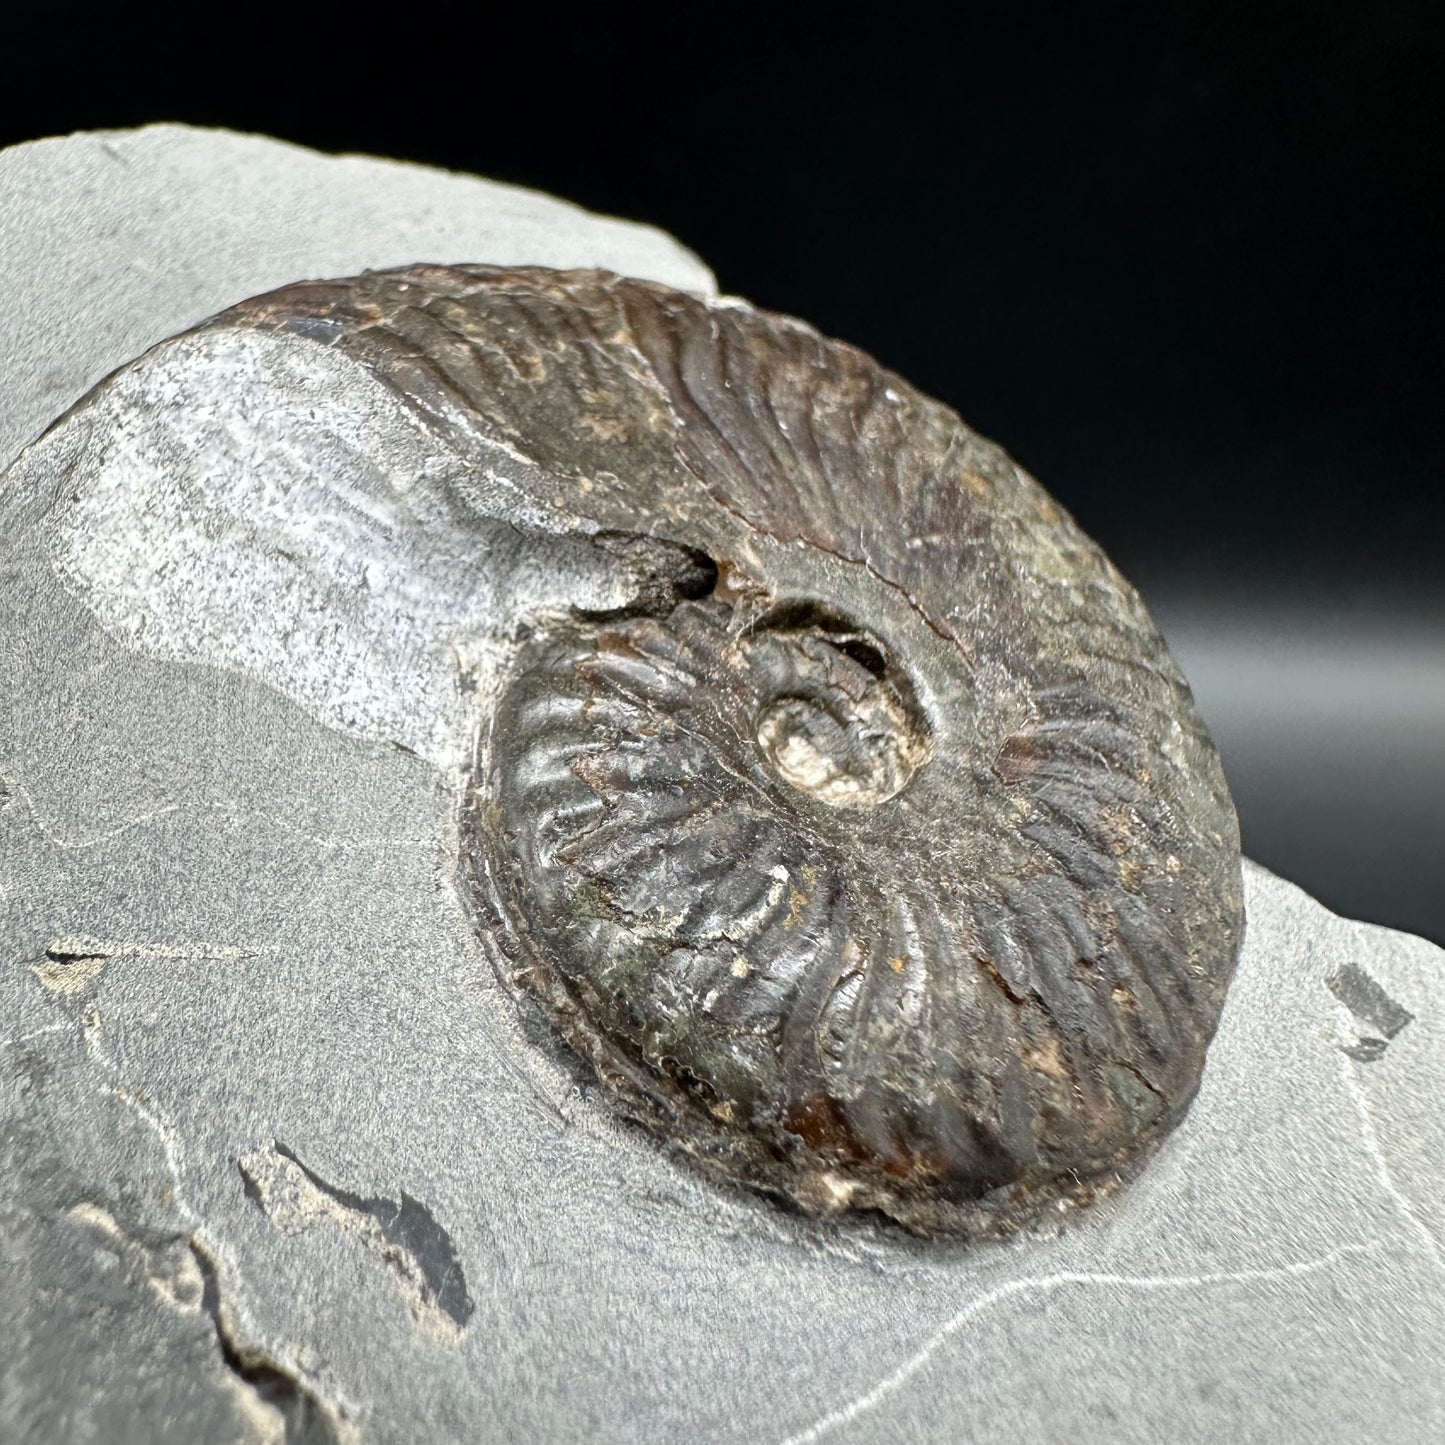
[233,265,1245,1235]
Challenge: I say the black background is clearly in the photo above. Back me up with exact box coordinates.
[3,4,1441,939]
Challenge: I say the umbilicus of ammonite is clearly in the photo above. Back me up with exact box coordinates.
[101,265,1249,1237]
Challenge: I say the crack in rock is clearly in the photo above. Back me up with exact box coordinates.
[29,941,110,994]
[238,1141,474,1332]
[63,1009,356,1439]
[66,1203,348,1444]
[189,1237,352,1445]
[28,934,257,995]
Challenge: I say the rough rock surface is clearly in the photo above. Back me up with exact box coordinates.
[2,127,1442,1444]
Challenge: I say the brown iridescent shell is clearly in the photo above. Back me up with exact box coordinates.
[231,265,1245,1236]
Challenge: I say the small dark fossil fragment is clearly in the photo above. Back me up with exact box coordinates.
[230,265,1245,1236]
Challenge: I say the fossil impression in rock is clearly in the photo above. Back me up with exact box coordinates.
[35,264,1244,1237]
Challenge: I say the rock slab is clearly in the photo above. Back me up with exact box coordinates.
[1,127,1441,1444]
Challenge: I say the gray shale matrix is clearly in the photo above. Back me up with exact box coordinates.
[2,126,1442,1444]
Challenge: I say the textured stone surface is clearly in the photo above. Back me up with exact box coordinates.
[2,127,1442,1444]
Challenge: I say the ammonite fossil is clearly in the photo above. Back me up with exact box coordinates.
[101,265,1246,1236]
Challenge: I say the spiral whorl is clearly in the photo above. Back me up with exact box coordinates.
[234,265,1245,1234]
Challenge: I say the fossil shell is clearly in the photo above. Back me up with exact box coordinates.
[221,265,1243,1236]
